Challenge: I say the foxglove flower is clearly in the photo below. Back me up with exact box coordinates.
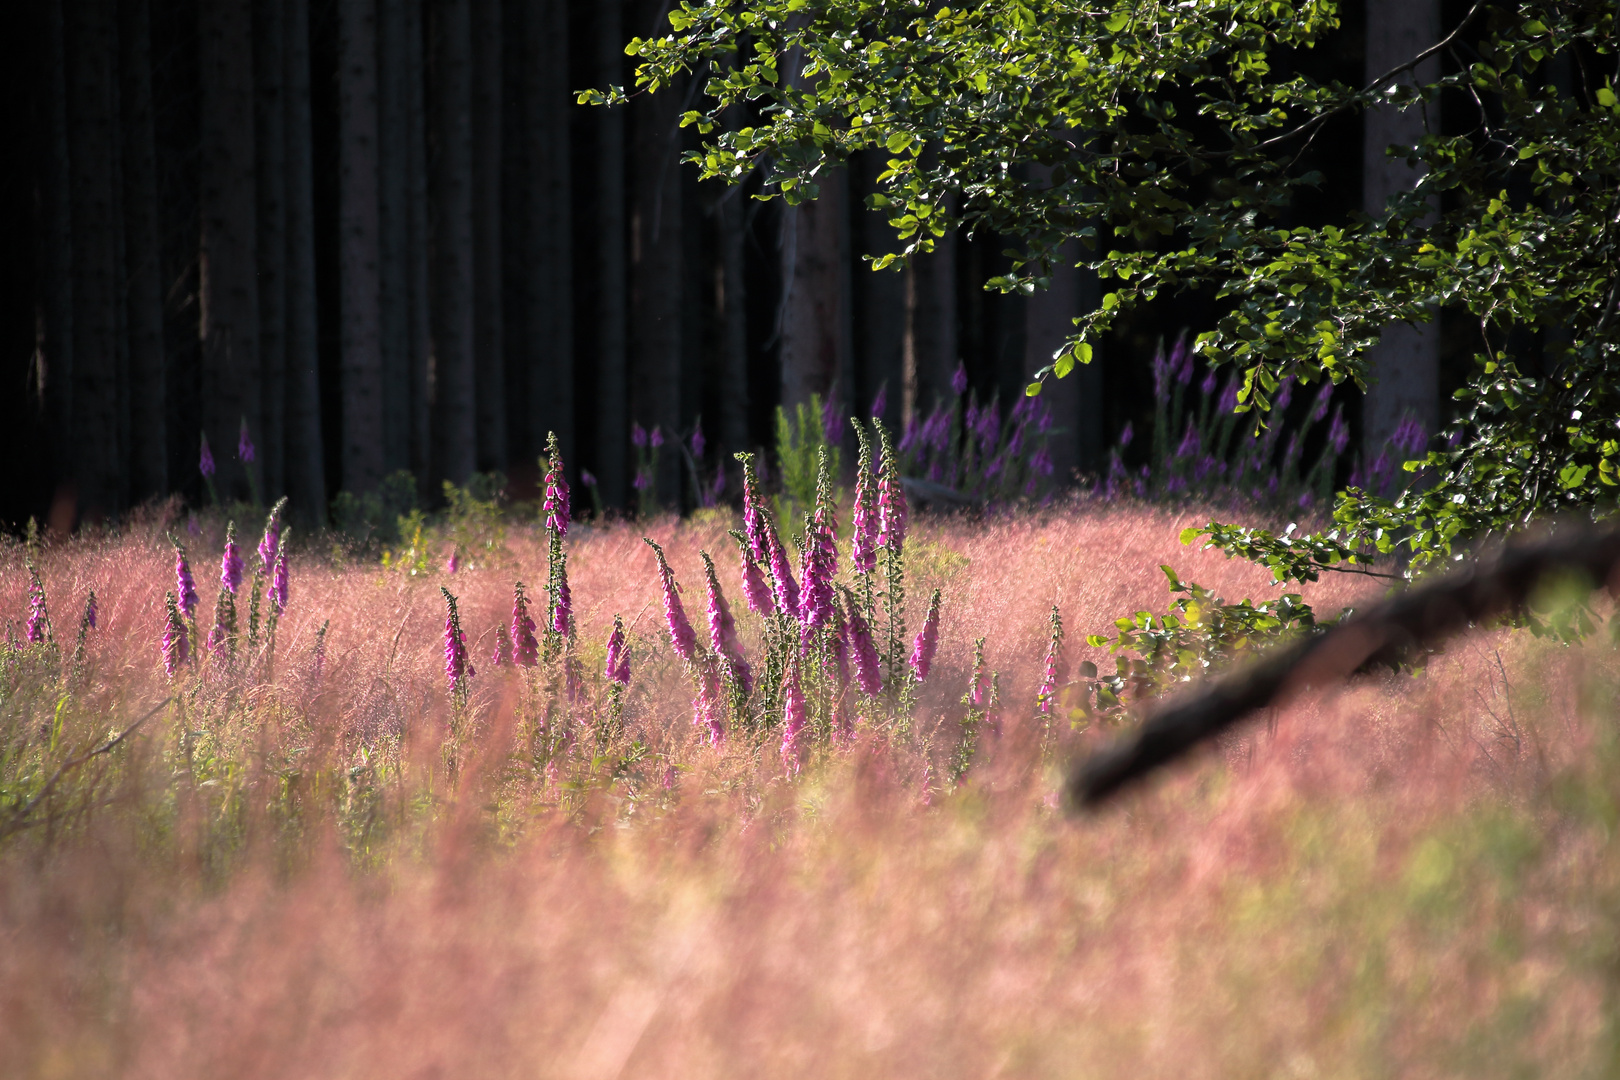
[645,539,697,662]
[543,431,570,537]
[876,424,908,555]
[270,542,290,615]
[512,582,539,667]
[951,362,969,397]
[580,469,598,488]
[1118,421,1134,448]
[1275,376,1295,411]
[1328,409,1350,455]
[870,383,887,419]
[649,426,664,449]
[733,532,776,616]
[766,529,801,619]
[161,591,189,676]
[631,422,648,449]
[220,522,244,594]
[441,586,475,694]
[1037,606,1065,715]
[258,497,287,575]
[1170,338,1193,385]
[1200,367,1217,396]
[781,663,807,775]
[551,559,572,635]
[689,422,706,459]
[445,549,460,575]
[173,540,199,619]
[694,654,725,744]
[492,625,513,667]
[1310,382,1333,422]
[199,433,216,478]
[238,418,256,463]
[701,552,740,658]
[84,589,97,630]
[910,589,942,682]
[738,453,771,563]
[604,614,630,685]
[843,591,881,697]
[850,426,879,574]
[25,567,50,645]
[1218,378,1240,416]
[821,395,844,447]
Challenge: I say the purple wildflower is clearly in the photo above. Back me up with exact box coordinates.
[161,592,189,676]
[631,422,648,450]
[1310,382,1333,423]
[84,590,97,630]
[876,424,908,555]
[951,362,969,397]
[1328,409,1350,455]
[694,655,725,744]
[781,662,807,775]
[1118,421,1134,448]
[270,542,289,615]
[199,433,215,479]
[440,586,475,694]
[25,568,49,645]
[910,589,941,682]
[870,383,888,419]
[512,583,539,667]
[238,417,255,463]
[1030,446,1055,477]
[543,432,571,537]
[220,522,243,594]
[690,421,706,460]
[843,591,881,697]
[1174,421,1200,461]
[257,497,286,575]
[173,540,199,619]
[1391,415,1428,458]
[604,614,630,685]
[1218,377,1240,415]
[767,529,801,618]
[702,552,741,659]
[1275,376,1295,411]
[1171,338,1193,385]
[821,395,844,447]
[851,435,879,575]
[646,538,698,662]
[1037,606,1065,715]
[734,533,776,616]
[1200,367,1218,396]
[492,625,513,667]
[580,469,598,488]
[446,549,460,574]
[739,455,771,563]
[552,560,572,636]
[649,426,664,449]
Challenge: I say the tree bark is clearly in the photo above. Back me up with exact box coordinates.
[716,182,749,458]
[586,0,628,506]
[854,151,905,429]
[284,0,328,522]
[1361,0,1440,452]
[38,0,75,498]
[469,0,504,473]
[338,0,387,495]
[377,0,412,477]
[519,0,573,471]
[121,0,167,501]
[779,172,852,421]
[905,227,956,420]
[431,0,477,485]
[253,0,287,500]
[199,0,261,504]
[404,0,433,484]
[626,5,683,504]
[66,0,126,517]
[1023,237,1103,483]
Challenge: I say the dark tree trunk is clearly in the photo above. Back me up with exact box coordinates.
[404,0,433,484]
[779,173,851,418]
[716,182,749,459]
[39,0,75,497]
[66,0,126,517]
[518,0,572,471]
[431,0,477,485]
[253,0,287,499]
[626,36,683,505]
[854,151,905,429]
[377,0,411,476]
[284,0,328,521]
[470,0,504,473]
[1362,0,1440,452]
[1024,236,1103,483]
[586,0,627,505]
[199,0,260,503]
[338,0,387,494]
[905,229,957,419]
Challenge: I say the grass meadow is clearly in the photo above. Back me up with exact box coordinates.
[3,501,1619,1078]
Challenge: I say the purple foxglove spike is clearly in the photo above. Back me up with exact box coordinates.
[162,592,189,676]
[25,572,48,645]
[1171,339,1193,385]
[701,552,740,658]
[850,467,878,575]
[1297,491,1314,509]
[1218,378,1240,415]
[1005,427,1024,459]
[512,583,539,667]
[1275,376,1295,411]
[694,655,725,744]
[649,426,664,449]
[604,615,630,685]
[909,589,941,681]
[690,421,706,459]
[543,433,571,537]
[631,422,648,449]
[220,522,244,594]
[870,383,887,419]
[709,469,725,502]
[1151,346,1169,399]
[84,590,97,630]
[270,543,290,615]
[445,549,460,574]
[552,561,572,635]
[238,417,255,463]
[1118,421,1134,448]
[727,652,754,700]
[843,592,882,697]
[580,469,598,487]
[767,529,801,618]
[173,541,199,619]
[1200,368,1217,396]
[737,540,776,616]
[441,586,475,693]
[199,433,215,478]
[257,498,286,576]
[646,539,698,662]
[1328,410,1350,455]
[780,663,807,774]
[492,625,513,667]
[951,362,969,396]
[1310,382,1333,422]
[1174,421,1200,461]
[821,395,844,447]
[1030,446,1054,477]
[1037,607,1065,715]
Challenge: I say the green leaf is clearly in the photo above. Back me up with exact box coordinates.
[1024,381,1043,397]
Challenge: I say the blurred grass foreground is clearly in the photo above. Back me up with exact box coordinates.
[3,502,1620,1079]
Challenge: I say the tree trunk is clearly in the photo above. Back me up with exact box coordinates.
[586,0,628,505]
[626,3,683,504]
[431,0,477,485]
[38,0,75,499]
[905,227,956,419]
[377,0,412,477]
[66,0,126,517]
[716,182,749,458]
[854,151,905,428]
[779,172,852,420]
[1024,238,1103,483]
[404,0,433,484]
[284,0,328,522]
[469,0,504,473]
[199,0,261,504]
[519,0,573,471]
[1361,0,1440,452]
[338,0,387,495]
[253,0,287,500]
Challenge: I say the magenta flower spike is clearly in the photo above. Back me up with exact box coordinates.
[781,662,807,775]
[951,362,969,397]
[1037,609,1065,715]
[512,582,540,667]
[492,625,513,667]
[876,424,908,555]
[257,497,287,576]
[445,549,460,575]
[604,614,630,685]
[171,541,200,620]
[631,422,648,449]
[737,453,771,563]
[552,559,573,636]
[910,589,942,682]
[25,568,49,645]
[701,552,740,658]
[645,538,698,663]
[440,586,475,694]
[850,438,878,575]
[85,590,97,630]
[220,522,244,594]
[270,542,289,615]
[766,529,801,619]
[649,426,664,449]
[694,654,725,744]
[161,592,189,676]
[199,433,216,479]
[843,591,882,697]
[543,431,571,537]
[690,421,706,459]
[734,533,775,616]
[238,417,256,463]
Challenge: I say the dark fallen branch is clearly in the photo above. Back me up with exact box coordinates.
[1068,527,1620,810]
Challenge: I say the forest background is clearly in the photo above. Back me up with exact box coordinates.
[0,0,1476,528]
